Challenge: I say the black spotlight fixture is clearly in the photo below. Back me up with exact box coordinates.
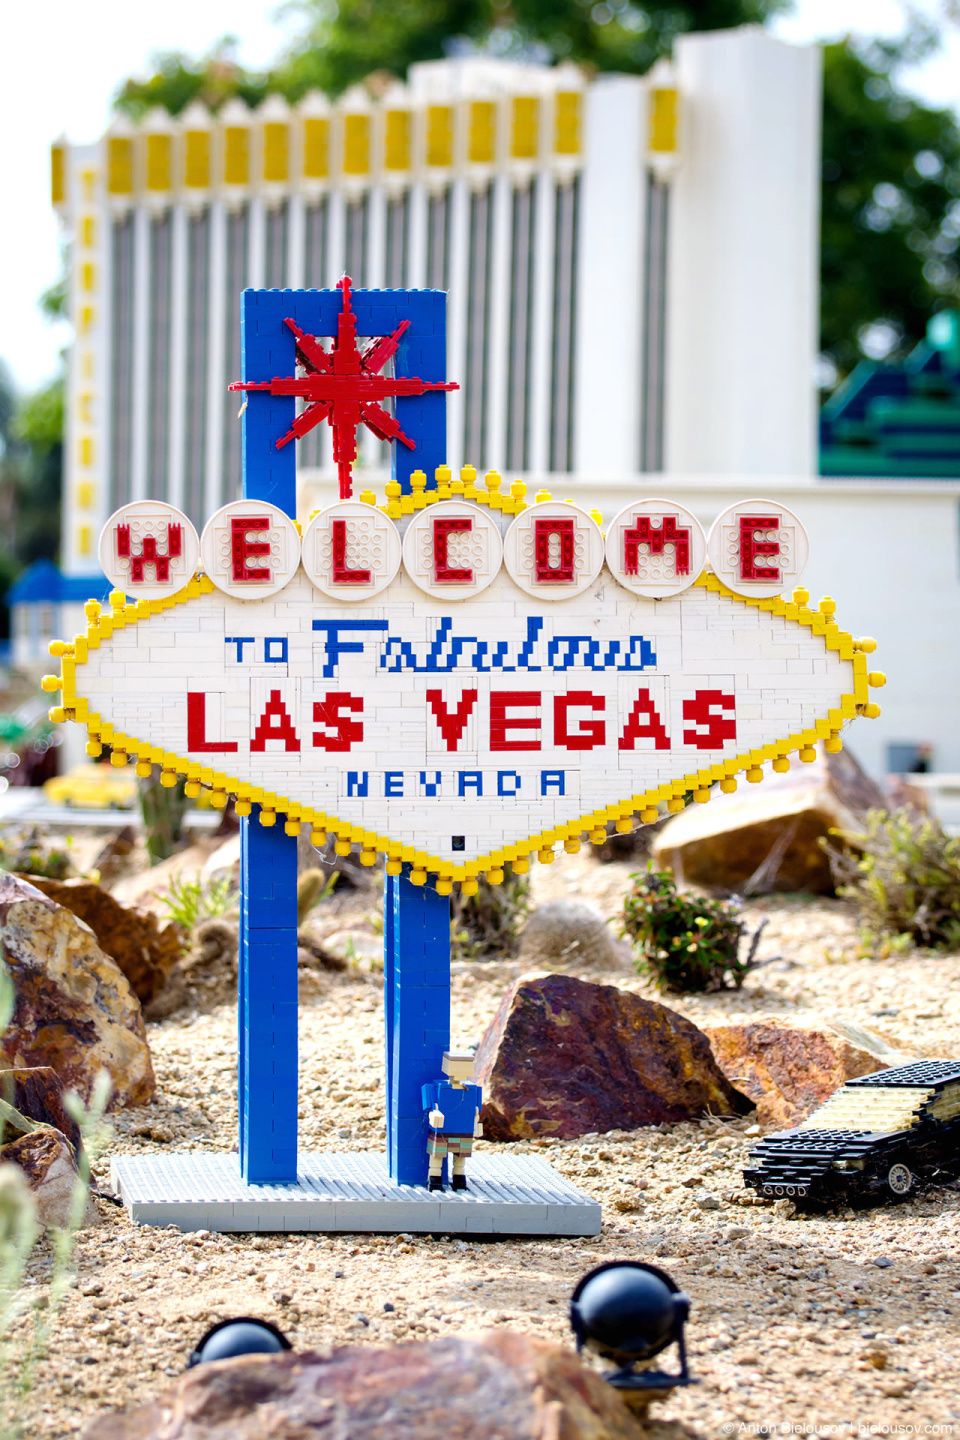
[187,1317,293,1368]
[569,1261,693,1394]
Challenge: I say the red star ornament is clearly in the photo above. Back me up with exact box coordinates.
[229,274,459,500]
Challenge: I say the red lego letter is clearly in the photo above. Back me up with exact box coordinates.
[187,693,238,753]
[683,690,736,749]
[426,689,478,751]
[618,690,671,751]
[490,691,541,751]
[116,522,182,583]
[331,518,372,584]
[554,691,606,750]
[535,517,576,582]
[250,690,301,752]
[231,515,272,583]
[739,515,780,582]
[433,516,473,583]
[623,515,690,576]
[313,692,364,751]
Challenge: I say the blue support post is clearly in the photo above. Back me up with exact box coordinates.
[384,869,451,1186]
[238,289,299,1183]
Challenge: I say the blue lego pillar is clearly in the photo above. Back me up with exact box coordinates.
[238,289,299,1183]
[385,869,451,1186]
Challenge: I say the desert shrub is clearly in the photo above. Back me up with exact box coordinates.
[621,868,765,993]
[824,807,960,949]
[0,828,72,881]
[160,872,236,930]
[451,870,531,962]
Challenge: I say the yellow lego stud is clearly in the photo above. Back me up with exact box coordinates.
[564,838,581,854]
[512,858,530,875]
[435,464,452,486]
[85,740,102,758]
[484,469,501,493]
[410,469,427,492]
[48,640,68,658]
[385,859,402,877]
[436,878,453,896]
[694,788,711,804]
[360,849,378,866]
[259,809,277,827]
[863,702,882,719]
[460,464,477,487]
[667,797,685,812]
[461,877,479,896]
[772,756,790,773]
[109,589,126,611]
[48,707,66,724]
[334,838,352,856]
[184,780,202,798]
[135,761,152,778]
[486,867,504,885]
[719,777,737,794]
[40,674,61,693]
[615,817,634,834]
[159,769,178,787]
[110,751,127,768]
[359,489,376,507]
[746,766,763,783]
[234,799,252,816]
[825,733,843,754]
[84,599,101,621]
[641,807,659,823]
[284,817,300,835]
[404,867,424,886]
[858,637,877,653]
[590,827,606,844]
[799,746,817,763]
[818,596,836,616]
[868,671,886,688]
[385,479,401,499]
[212,791,229,809]
[537,847,555,864]
[310,828,327,847]
[534,488,552,504]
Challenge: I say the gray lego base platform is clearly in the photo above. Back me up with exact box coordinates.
[111,1151,602,1236]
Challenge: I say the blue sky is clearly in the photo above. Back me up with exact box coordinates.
[1,0,957,394]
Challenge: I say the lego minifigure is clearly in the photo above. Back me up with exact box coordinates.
[422,1051,483,1191]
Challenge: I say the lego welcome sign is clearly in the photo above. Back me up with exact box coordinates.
[49,481,883,889]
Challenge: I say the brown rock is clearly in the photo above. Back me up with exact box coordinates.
[651,747,886,894]
[0,1126,95,1228]
[473,972,750,1140]
[24,876,183,1005]
[703,1017,893,1127]
[0,873,154,1108]
[0,1065,82,1154]
[81,1329,646,1440]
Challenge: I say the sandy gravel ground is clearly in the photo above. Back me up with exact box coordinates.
[8,854,960,1437]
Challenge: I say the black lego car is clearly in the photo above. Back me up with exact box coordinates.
[742,1059,960,1208]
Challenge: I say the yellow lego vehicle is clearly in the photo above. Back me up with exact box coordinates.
[44,762,137,810]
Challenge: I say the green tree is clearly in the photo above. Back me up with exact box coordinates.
[10,381,63,568]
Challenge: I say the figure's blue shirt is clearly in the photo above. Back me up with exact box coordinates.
[422,1080,482,1134]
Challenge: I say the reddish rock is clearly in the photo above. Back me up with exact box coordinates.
[81,1329,647,1440]
[0,873,154,1108]
[473,973,750,1140]
[703,1017,892,1127]
[0,1065,82,1154]
[0,1126,95,1228]
[24,876,183,1005]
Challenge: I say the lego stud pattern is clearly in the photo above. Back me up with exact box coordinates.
[99,501,200,599]
[301,501,402,600]
[605,499,706,599]
[707,499,809,600]
[401,501,502,599]
[200,500,302,599]
[502,500,604,598]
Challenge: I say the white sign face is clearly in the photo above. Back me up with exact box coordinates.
[65,533,864,878]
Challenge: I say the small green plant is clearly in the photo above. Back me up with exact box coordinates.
[159,872,237,930]
[451,870,531,962]
[824,807,960,950]
[0,828,72,881]
[621,868,765,993]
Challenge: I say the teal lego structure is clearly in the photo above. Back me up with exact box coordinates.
[820,311,960,478]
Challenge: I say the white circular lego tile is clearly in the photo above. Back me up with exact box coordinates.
[199,500,302,600]
[98,502,200,600]
[301,502,402,601]
[401,501,502,600]
[604,498,706,598]
[707,498,809,599]
[502,501,604,599]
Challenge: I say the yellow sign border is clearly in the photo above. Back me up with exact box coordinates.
[45,560,883,890]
